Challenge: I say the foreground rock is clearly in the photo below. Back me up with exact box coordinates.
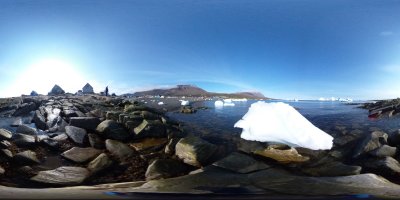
[301,161,362,176]
[96,120,130,141]
[13,133,36,146]
[61,147,102,163]
[0,128,12,140]
[14,150,40,165]
[213,152,270,173]
[69,117,101,131]
[352,131,388,158]
[65,126,87,145]
[105,139,135,161]
[175,136,217,167]
[16,124,37,135]
[87,153,113,174]
[30,167,89,186]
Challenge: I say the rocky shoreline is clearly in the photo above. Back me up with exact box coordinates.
[1,95,400,198]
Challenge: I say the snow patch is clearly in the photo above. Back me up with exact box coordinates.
[234,101,333,150]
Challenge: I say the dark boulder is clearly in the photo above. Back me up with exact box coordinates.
[213,152,270,173]
[16,124,37,135]
[65,125,87,145]
[69,117,101,131]
[362,156,400,177]
[133,120,166,138]
[96,120,130,141]
[88,133,105,149]
[48,84,65,95]
[352,131,388,158]
[32,110,48,130]
[369,145,397,158]
[12,102,36,116]
[175,136,218,167]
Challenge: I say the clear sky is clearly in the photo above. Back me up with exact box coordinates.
[0,0,400,100]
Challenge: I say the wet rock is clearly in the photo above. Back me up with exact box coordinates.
[42,138,60,149]
[254,146,310,163]
[130,138,168,151]
[362,156,400,176]
[175,136,218,167]
[13,133,36,146]
[88,133,105,149]
[0,140,12,149]
[133,120,166,138]
[16,124,37,135]
[65,125,87,145]
[235,138,265,154]
[0,149,13,159]
[96,120,130,141]
[145,159,191,180]
[31,166,89,186]
[12,102,36,116]
[352,131,388,158]
[61,147,102,163]
[48,84,65,95]
[87,153,113,174]
[301,161,362,176]
[14,150,40,165]
[164,138,180,155]
[180,106,196,114]
[213,152,270,173]
[105,139,135,161]
[69,117,101,131]
[11,117,23,127]
[0,128,12,140]
[369,145,397,158]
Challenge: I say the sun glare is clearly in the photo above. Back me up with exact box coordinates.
[6,58,88,96]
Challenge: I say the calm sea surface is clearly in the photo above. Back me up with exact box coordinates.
[167,100,400,138]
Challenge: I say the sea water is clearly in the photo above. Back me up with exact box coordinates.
[167,100,400,138]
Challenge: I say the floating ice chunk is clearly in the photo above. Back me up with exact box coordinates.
[234,101,333,150]
[181,100,189,106]
[224,102,235,106]
[214,100,224,107]
[158,102,164,105]
[232,98,248,102]
[224,99,232,103]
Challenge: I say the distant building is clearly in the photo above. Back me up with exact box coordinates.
[82,83,94,94]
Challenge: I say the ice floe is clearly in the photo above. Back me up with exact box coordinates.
[214,100,224,107]
[234,101,333,150]
[158,102,164,105]
[180,100,189,106]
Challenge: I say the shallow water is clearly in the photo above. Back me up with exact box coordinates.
[167,100,400,138]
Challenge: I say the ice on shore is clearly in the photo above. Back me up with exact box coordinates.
[214,100,224,107]
[234,101,333,150]
[180,100,189,106]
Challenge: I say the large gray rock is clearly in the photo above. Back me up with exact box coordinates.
[16,124,37,135]
[352,131,388,158]
[105,139,135,161]
[388,129,400,146]
[69,117,101,131]
[0,140,12,149]
[145,159,191,180]
[12,102,36,116]
[30,166,89,186]
[65,125,87,145]
[175,136,217,167]
[369,145,397,158]
[32,110,47,130]
[213,152,270,173]
[0,128,12,140]
[13,133,36,146]
[87,153,113,174]
[96,120,130,141]
[48,84,65,95]
[82,83,94,94]
[14,150,40,165]
[61,147,102,163]
[362,156,400,176]
[133,120,166,138]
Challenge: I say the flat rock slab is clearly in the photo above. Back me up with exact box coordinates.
[69,117,101,131]
[16,124,37,135]
[61,147,102,163]
[65,126,87,145]
[30,166,89,186]
[13,133,36,146]
[14,150,40,164]
[0,128,12,140]
[130,138,168,151]
[175,136,217,167]
[213,152,270,173]
[96,120,130,141]
[105,139,135,161]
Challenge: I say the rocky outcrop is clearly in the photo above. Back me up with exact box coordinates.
[96,120,130,141]
[65,126,87,145]
[175,136,217,167]
[105,139,135,161]
[352,131,388,158]
[48,84,65,95]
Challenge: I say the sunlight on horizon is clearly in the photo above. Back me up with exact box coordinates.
[4,58,93,97]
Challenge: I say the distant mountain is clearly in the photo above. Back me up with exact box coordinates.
[128,85,267,99]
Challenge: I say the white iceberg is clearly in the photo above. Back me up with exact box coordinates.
[180,100,189,106]
[214,100,224,107]
[224,99,232,103]
[224,102,235,106]
[234,101,333,150]
[158,102,164,105]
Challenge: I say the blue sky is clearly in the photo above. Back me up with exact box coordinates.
[0,0,400,100]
